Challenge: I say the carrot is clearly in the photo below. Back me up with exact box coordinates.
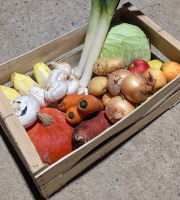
[65,106,91,125]
[77,95,104,114]
[72,110,111,150]
[57,94,85,112]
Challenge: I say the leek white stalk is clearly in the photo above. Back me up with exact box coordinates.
[80,0,120,87]
[74,0,104,78]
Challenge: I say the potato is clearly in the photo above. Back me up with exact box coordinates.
[93,57,126,75]
[102,92,113,106]
[88,76,107,96]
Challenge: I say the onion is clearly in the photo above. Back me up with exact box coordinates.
[143,68,167,93]
[105,96,135,123]
[121,73,155,103]
[107,69,132,96]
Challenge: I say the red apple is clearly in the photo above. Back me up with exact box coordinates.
[127,59,150,74]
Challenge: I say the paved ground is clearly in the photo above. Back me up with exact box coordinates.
[0,0,180,200]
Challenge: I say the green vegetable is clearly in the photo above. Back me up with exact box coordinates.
[99,23,151,65]
[76,0,120,88]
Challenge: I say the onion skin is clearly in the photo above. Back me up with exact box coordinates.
[107,69,133,96]
[105,96,135,123]
[143,68,167,93]
[120,74,155,103]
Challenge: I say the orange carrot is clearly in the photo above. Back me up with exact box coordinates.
[65,106,90,124]
[77,95,104,114]
[57,94,85,112]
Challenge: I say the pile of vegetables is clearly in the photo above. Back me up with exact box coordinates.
[1,0,180,166]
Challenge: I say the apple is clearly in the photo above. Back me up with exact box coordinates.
[148,59,163,70]
[143,68,167,93]
[127,59,150,74]
[161,61,180,82]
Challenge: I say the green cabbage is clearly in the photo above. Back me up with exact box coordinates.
[99,23,151,65]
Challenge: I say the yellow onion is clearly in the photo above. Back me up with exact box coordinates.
[105,96,135,123]
[107,69,132,96]
[120,73,155,103]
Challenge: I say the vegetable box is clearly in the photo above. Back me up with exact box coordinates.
[0,2,179,199]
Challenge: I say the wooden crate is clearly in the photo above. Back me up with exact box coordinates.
[0,2,180,199]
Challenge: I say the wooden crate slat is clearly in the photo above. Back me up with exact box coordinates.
[38,89,180,199]
[121,2,180,62]
[0,89,47,174]
[0,25,87,85]
[35,76,180,188]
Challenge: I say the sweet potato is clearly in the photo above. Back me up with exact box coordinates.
[72,110,112,150]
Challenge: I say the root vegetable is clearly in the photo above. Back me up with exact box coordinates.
[88,76,107,96]
[72,110,111,149]
[77,95,104,114]
[65,106,91,124]
[107,69,132,96]
[93,57,126,75]
[57,94,85,112]
[105,96,135,123]
[102,92,113,106]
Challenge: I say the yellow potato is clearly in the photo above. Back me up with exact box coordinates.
[88,76,107,96]
[93,57,126,75]
[102,91,113,106]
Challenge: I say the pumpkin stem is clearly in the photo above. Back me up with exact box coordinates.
[37,113,54,126]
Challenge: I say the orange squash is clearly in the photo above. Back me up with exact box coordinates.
[26,107,74,165]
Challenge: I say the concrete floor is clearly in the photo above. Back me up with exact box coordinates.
[0,0,180,199]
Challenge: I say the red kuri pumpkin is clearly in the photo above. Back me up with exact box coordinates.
[26,107,74,165]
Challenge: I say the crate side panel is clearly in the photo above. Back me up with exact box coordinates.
[0,89,47,174]
[0,25,87,85]
[38,90,180,199]
[35,76,180,188]
[121,3,180,62]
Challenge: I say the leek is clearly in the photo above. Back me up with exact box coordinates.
[79,0,120,87]
[74,0,104,78]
